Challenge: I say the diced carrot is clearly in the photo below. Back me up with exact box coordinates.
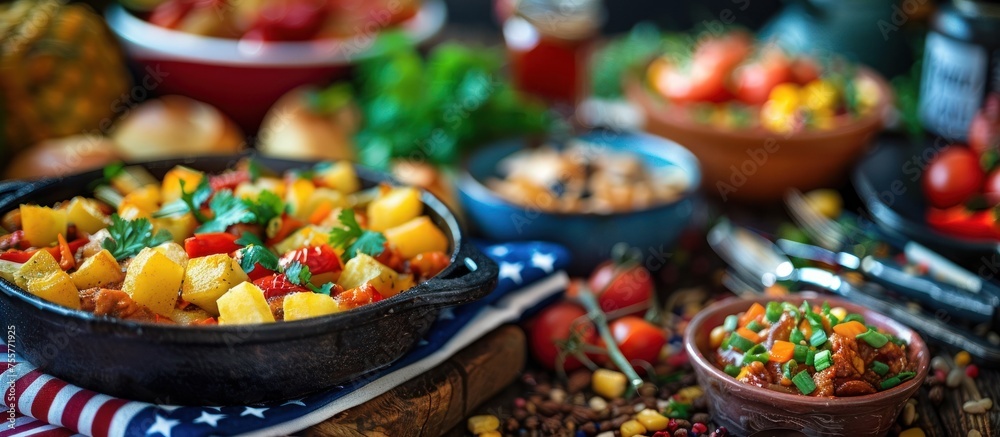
[799,319,813,339]
[308,200,335,225]
[740,303,766,327]
[769,340,796,363]
[736,326,762,344]
[833,320,868,338]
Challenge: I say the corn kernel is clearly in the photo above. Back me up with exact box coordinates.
[676,386,704,403]
[620,419,647,437]
[899,428,926,437]
[709,325,727,349]
[467,415,500,434]
[760,100,796,133]
[592,369,628,399]
[636,408,669,431]
[955,351,972,367]
[830,307,848,322]
[768,83,802,112]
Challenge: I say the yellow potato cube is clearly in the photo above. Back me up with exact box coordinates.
[70,249,124,290]
[182,254,249,315]
[15,250,61,289]
[153,213,198,245]
[302,188,347,221]
[117,204,151,221]
[367,187,422,232]
[65,197,110,234]
[384,216,449,259]
[318,161,360,194]
[338,253,400,297]
[154,242,189,268]
[272,226,332,255]
[285,179,315,219]
[234,177,286,200]
[283,292,340,321]
[122,248,184,317]
[160,166,205,204]
[119,185,161,214]
[0,260,22,283]
[26,270,80,309]
[217,282,275,325]
[20,204,67,247]
[170,306,215,325]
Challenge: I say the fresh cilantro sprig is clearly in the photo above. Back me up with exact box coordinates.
[234,233,279,274]
[197,190,255,233]
[154,178,211,222]
[102,214,173,261]
[328,209,385,260]
[242,190,286,227]
[285,261,335,295]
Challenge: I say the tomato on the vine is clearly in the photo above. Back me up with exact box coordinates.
[732,50,793,105]
[922,145,984,209]
[585,261,654,316]
[594,316,667,369]
[527,302,596,371]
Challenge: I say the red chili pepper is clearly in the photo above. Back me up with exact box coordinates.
[184,233,241,258]
[265,214,306,246]
[279,245,342,275]
[193,317,218,326]
[926,206,1000,240]
[56,234,75,271]
[334,283,383,310]
[253,274,310,300]
[0,237,89,264]
[209,169,251,192]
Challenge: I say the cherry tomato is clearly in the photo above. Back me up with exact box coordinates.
[279,245,343,275]
[586,261,654,316]
[732,50,793,105]
[244,0,328,42]
[253,274,310,300]
[184,232,241,258]
[970,93,1000,155]
[923,146,985,209]
[649,59,731,104]
[528,302,596,371]
[602,316,668,367]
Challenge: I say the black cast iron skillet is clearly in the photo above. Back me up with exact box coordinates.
[0,155,498,406]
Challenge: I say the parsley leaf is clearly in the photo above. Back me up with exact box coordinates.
[242,190,286,227]
[197,190,255,233]
[328,209,386,260]
[235,232,266,248]
[101,214,173,261]
[284,261,334,295]
[235,242,279,274]
[154,178,211,222]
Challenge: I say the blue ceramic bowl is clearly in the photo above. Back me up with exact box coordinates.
[458,130,701,273]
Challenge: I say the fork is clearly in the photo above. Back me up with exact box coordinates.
[785,189,997,299]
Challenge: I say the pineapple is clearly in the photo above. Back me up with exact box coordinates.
[0,0,131,162]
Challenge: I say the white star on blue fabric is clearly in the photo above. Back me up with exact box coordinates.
[192,411,226,427]
[438,307,456,320]
[241,406,268,419]
[498,262,524,283]
[530,251,556,273]
[490,246,510,257]
[147,415,179,437]
[281,398,306,407]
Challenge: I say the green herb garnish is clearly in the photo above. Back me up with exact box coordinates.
[857,329,889,348]
[746,320,764,333]
[197,190,255,233]
[809,329,828,348]
[101,214,173,261]
[813,350,832,372]
[728,333,755,352]
[724,364,741,377]
[790,328,805,345]
[154,178,212,222]
[792,370,816,395]
[328,209,386,259]
[283,261,335,295]
[765,301,783,323]
[872,360,889,376]
[235,233,279,274]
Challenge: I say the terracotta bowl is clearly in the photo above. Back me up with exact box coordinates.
[624,69,891,202]
[684,293,930,436]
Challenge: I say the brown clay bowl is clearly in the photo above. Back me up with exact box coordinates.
[684,293,930,436]
[624,68,892,202]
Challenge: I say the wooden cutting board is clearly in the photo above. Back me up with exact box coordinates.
[305,325,526,437]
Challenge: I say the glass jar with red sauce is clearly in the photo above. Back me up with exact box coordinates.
[503,0,604,107]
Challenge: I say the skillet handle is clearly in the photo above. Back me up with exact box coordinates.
[416,243,499,308]
[0,180,31,210]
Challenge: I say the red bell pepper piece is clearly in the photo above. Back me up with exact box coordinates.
[56,234,75,271]
[184,233,242,258]
[0,237,89,264]
[926,206,1000,240]
[279,245,342,275]
[253,274,310,300]
[209,169,251,192]
[334,283,383,310]
[265,214,306,246]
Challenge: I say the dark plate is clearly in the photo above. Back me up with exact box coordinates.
[852,134,1000,265]
[0,155,497,405]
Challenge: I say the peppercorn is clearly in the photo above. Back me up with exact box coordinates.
[579,422,597,435]
[610,414,631,429]
[928,385,944,405]
[514,409,528,421]
[638,382,658,398]
[538,401,560,416]
[691,413,710,425]
[567,369,592,394]
[523,416,540,430]
[674,428,690,437]
[505,417,520,433]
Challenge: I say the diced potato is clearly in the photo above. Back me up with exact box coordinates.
[26,270,80,309]
[65,197,110,234]
[20,205,67,247]
[70,249,124,290]
[217,282,275,325]
[318,161,360,194]
[117,204,151,221]
[338,253,400,297]
[15,250,61,289]
[0,260,22,283]
[122,248,184,317]
[367,187,422,232]
[302,188,347,221]
[160,166,205,204]
[119,185,161,214]
[283,292,340,321]
[272,226,333,255]
[170,306,214,325]
[234,177,285,200]
[110,165,158,195]
[393,273,415,295]
[181,253,249,315]
[384,216,449,259]
[154,242,189,267]
[285,179,315,219]
[153,214,198,245]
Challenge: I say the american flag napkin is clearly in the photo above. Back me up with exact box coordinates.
[2,241,570,437]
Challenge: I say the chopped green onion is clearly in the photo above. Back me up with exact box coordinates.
[810,330,828,347]
[793,344,810,363]
[766,302,783,323]
[857,329,889,348]
[790,328,805,345]
[842,313,865,324]
[723,315,739,332]
[822,302,831,315]
[782,359,798,379]
[743,352,770,364]
[720,334,732,350]
[813,350,832,371]
[746,320,764,333]
[800,300,811,314]
[724,364,742,377]
[890,335,908,346]
[746,344,767,355]
[805,312,825,331]
[792,370,816,394]
[880,376,902,390]
[805,350,816,366]
[872,360,889,376]
[782,302,800,322]
[897,371,916,380]
[827,313,840,326]
[729,333,756,352]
